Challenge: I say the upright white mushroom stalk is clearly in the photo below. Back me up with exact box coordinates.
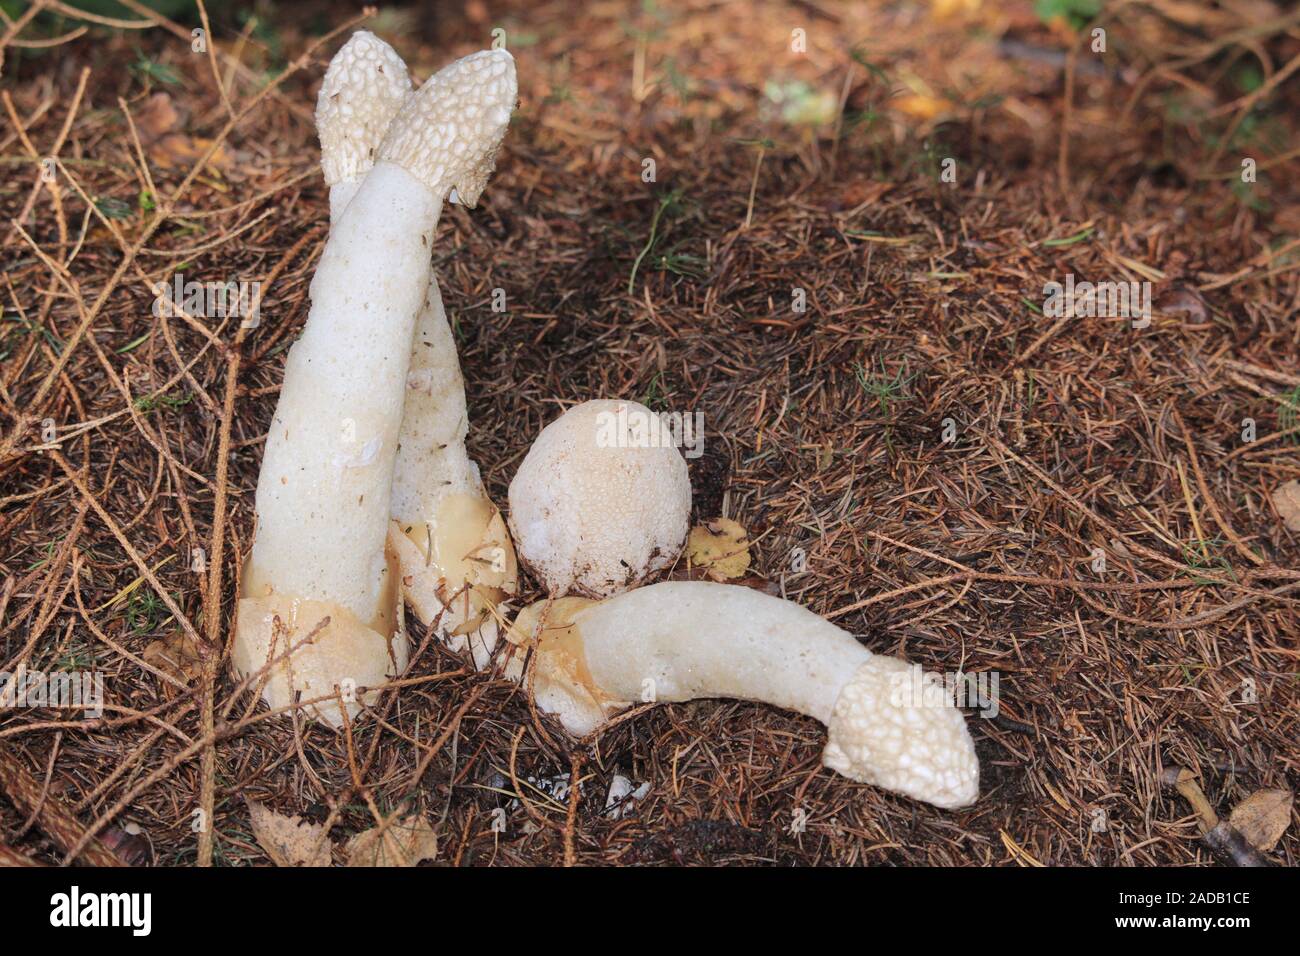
[505,582,979,809]
[234,46,517,726]
[387,282,519,667]
[385,76,519,668]
[316,36,519,669]
[508,400,691,598]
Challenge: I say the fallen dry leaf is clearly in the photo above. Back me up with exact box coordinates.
[151,134,229,171]
[142,631,203,694]
[134,92,181,142]
[1228,789,1292,852]
[1155,287,1209,323]
[247,800,332,867]
[929,0,982,20]
[1271,480,1300,532]
[345,815,438,867]
[131,92,229,171]
[892,93,952,121]
[687,518,751,581]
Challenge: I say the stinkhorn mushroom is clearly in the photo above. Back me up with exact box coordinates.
[234,44,517,726]
[505,581,979,808]
[317,34,519,668]
[508,400,691,598]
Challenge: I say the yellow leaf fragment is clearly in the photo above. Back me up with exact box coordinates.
[930,0,982,20]
[892,93,952,121]
[687,518,751,581]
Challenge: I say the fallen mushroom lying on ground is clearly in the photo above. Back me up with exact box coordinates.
[318,34,519,669]
[233,41,517,726]
[504,581,979,809]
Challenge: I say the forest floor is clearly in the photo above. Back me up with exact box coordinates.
[1,0,1297,866]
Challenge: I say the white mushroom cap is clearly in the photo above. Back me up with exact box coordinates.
[508,400,692,598]
[378,48,517,206]
[823,656,980,809]
[316,31,411,189]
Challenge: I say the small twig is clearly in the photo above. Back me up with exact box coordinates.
[195,0,235,122]
[564,750,582,866]
[0,743,128,867]
[1160,767,1270,867]
[627,193,675,296]
[743,145,765,230]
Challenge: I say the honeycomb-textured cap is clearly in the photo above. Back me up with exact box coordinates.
[823,656,980,809]
[377,49,516,205]
[317,31,412,186]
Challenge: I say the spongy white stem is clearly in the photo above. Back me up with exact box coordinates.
[388,276,515,669]
[572,582,872,726]
[390,279,483,516]
[327,169,481,523]
[246,161,441,619]
[328,159,494,655]
[328,181,362,225]
[328,182,487,603]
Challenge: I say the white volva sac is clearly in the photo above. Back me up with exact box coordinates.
[319,35,519,668]
[505,581,980,809]
[234,41,517,726]
[508,400,692,598]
